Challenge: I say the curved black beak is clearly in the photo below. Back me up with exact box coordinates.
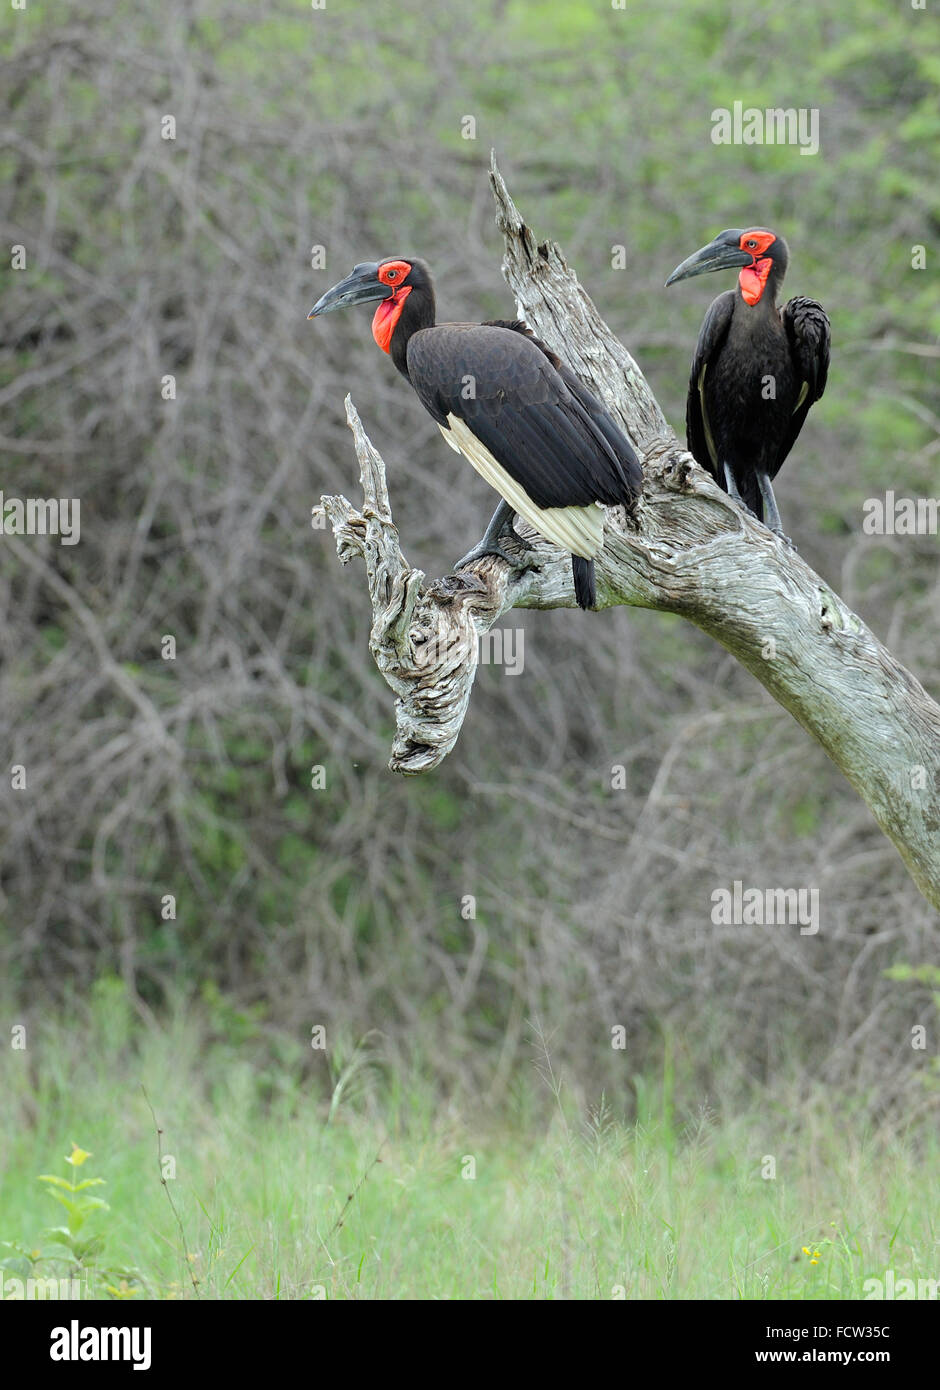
[665,234,751,287]
[308,262,389,318]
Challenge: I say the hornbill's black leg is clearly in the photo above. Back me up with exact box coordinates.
[723,463,795,548]
[723,461,744,504]
[454,499,539,572]
[755,470,795,548]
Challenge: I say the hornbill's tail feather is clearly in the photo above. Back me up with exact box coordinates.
[737,474,763,521]
[572,555,596,610]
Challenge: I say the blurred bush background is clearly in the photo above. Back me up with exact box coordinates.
[1,0,937,1119]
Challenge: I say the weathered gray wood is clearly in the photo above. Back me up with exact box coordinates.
[317,157,940,911]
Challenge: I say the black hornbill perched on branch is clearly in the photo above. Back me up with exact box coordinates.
[308,258,642,609]
[666,228,830,540]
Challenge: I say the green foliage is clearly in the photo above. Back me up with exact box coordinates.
[0,1143,142,1299]
[1,1001,937,1299]
[884,962,940,988]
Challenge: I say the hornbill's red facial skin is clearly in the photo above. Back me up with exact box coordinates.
[665,228,830,541]
[308,258,436,375]
[309,258,643,610]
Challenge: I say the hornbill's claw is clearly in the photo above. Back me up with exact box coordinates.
[454,531,539,572]
[453,499,540,574]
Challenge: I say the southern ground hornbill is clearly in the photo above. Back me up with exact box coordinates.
[308,258,642,609]
[666,228,830,540]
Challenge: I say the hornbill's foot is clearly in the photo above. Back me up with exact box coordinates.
[754,471,795,548]
[453,500,539,574]
[454,530,538,572]
[735,501,797,550]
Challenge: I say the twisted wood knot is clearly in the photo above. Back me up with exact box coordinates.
[642,440,691,491]
[426,571,488,603]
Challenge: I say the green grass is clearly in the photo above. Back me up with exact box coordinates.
[1,987,936,1300]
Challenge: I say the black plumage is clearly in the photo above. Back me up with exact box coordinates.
[309,259,642,609]
[667,228,830,537]
[408,321,641,509]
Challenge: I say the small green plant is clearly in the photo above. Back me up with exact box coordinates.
[38,1143,110,1269]
[0,1143,141,1298]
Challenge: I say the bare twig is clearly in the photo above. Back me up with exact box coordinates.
[141,1085,200,1298]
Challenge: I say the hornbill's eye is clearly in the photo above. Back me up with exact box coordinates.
[386,269,398,280]
[746,239,758,250]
